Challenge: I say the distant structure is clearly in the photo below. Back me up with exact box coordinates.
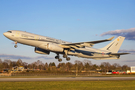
[12,66,24,73]
[127,66,135,74]
[131,66,135,73]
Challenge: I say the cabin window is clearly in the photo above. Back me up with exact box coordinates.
[7,31,12,33]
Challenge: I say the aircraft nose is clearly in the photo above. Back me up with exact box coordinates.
[3,32,6,36]
[3,32,8,37]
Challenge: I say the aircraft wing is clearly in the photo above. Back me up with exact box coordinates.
[60,36,114,49]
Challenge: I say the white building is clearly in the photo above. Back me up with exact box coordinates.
[131,66,135,73]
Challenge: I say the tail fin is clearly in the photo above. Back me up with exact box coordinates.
[101,36,125,53]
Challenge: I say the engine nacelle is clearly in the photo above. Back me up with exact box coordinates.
[45,43,63,52]
[35,47,50,55]
[39,43,63,52]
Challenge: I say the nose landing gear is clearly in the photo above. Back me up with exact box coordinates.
[14,41,18,48]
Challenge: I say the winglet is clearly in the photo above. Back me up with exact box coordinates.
[107,36,114,41]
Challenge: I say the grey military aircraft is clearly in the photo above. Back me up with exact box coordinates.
[3,30,129,62]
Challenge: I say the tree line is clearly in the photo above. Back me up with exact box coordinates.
[0,59,130,72]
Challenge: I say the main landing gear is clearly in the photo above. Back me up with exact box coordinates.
[63,54,70,61]
[63,49,70,61]
[14,41,18,48]
[55,54,62,62]
[55,54,71,62]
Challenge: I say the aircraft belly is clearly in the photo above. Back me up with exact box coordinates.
[78,55,109,58]
[68,51,109,58]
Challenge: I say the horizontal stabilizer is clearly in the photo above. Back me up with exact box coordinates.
[110,53,130,55]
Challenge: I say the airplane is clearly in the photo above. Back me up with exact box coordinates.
[3,30,129,62]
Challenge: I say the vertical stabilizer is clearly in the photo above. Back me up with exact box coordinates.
[101,36,125,53]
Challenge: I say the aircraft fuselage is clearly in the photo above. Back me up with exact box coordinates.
[4,30,127,61]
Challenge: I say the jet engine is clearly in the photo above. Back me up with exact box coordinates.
[39,43,64,52]
[35,47,50,55]
[44,43,63,52]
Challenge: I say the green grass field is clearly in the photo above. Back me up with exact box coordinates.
[0,81,135,90]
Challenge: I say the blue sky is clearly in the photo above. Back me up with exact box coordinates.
[0,0,135,66]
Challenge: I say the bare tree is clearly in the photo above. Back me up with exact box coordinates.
[22,62,28,69]
[101,62,111,72]
[74,60,84,72]
[83,60,92,71]
[12,61,17,67]
[48,62,56,72]
[92,64,99,70]
[16,59,23,66]
[122,65,129,71]
[31,62,36,69]
[57,63,66,72]
[66,62,72,72]
[0,59,2,64]
[36,60,44,70]
[3,59,11,68]
[100,64,105,72]
[44,63,49,70]
[0,59,3,70]
[112,63,121,71]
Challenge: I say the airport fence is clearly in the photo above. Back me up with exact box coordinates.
[11,72,102,76]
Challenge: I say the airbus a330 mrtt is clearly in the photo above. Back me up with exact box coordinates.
[3,30,129,62]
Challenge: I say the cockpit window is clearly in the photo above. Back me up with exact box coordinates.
[7,31,12,33]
